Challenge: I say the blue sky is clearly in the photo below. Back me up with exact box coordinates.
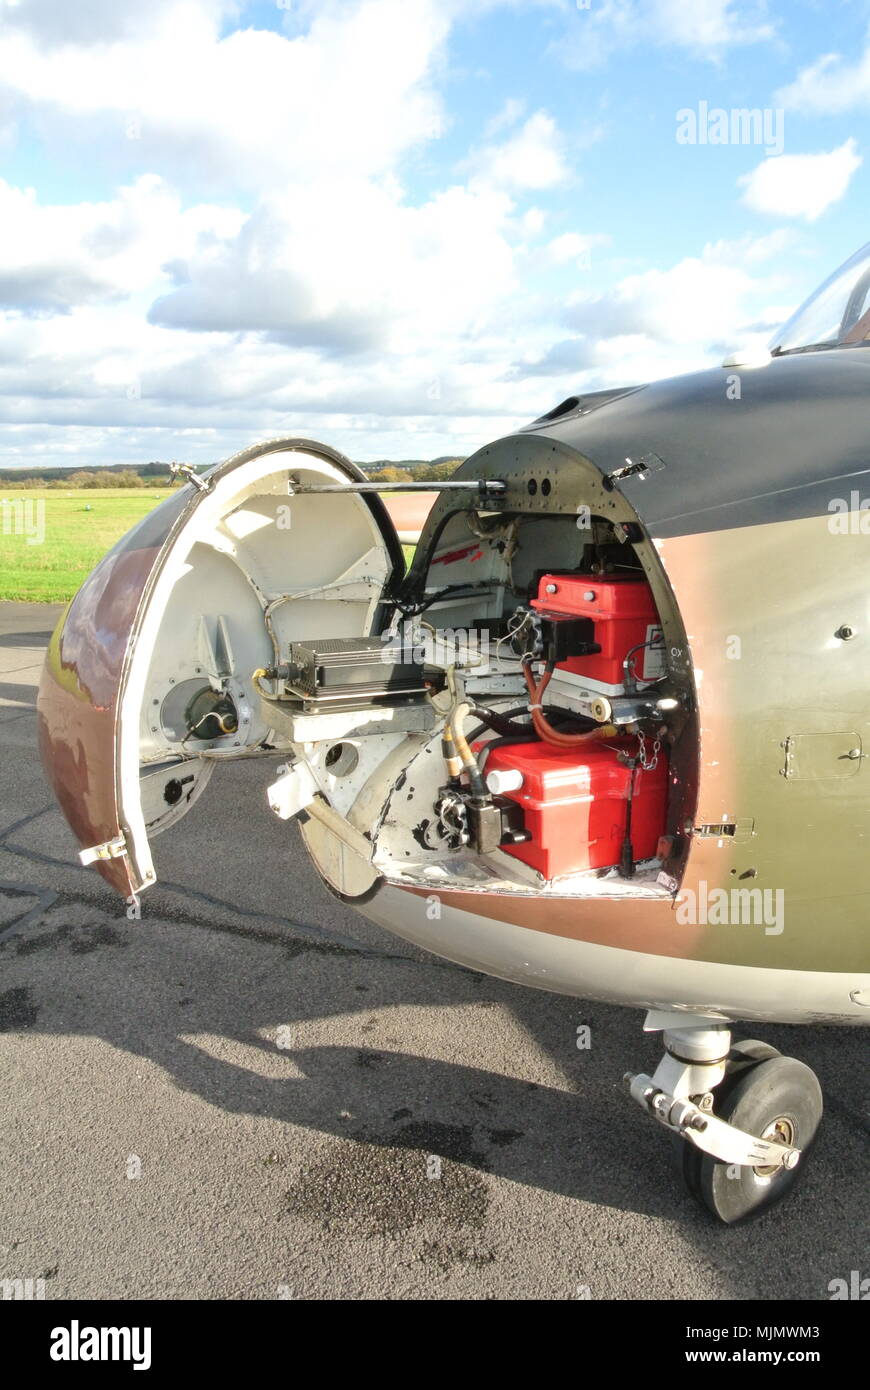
[1,0,869,468]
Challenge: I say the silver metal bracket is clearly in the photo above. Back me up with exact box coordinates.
[170,461,212,493]
[79,835,128,866]
[267,760,318,821]
[626,1011,801,1170]
[626,1072,801,1170]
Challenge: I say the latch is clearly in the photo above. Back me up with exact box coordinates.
[170,461,212,493]
[79,835,128,866]
[603,453,666,490]
[693,818,755,843]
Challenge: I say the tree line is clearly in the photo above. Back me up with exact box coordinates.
[2,470,176,489]
[2,458,465,489]
[364,459,462,482]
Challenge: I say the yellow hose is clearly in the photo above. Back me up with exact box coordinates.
[252,667,280,700]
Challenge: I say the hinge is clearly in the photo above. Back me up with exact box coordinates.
[170,461,212,493]
[79,835,128,866]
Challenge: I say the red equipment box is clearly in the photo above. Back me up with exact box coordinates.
[481,738,669,880]
[531,573,664,687]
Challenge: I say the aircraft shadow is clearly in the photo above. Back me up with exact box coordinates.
[3,878,867,1301]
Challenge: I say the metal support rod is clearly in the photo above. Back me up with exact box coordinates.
[288,479,507,495]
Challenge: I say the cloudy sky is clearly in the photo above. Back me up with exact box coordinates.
[1,0,869,469]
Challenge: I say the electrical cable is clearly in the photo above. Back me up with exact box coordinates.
[522,660,616,748]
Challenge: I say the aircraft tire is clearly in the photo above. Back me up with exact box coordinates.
[670,1038,779,1198]
[681,1054,823,1224]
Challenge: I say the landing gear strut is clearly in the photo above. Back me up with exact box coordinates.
[626,1011,823,1224]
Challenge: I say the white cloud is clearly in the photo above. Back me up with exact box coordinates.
[544,232,610,266]
[739,140,862,222]
[776,41,870,113]
[0,175,244,314]
[502,237,796,399]
[707,227,796,265]
[533,234,792,385]
[651,0,774,55]
[0,0,810,470]
[467,111,569,192]
[0,0,237,47]
[0,0,581,465]
[0,190,798,466]
[0,0,451,192]
[520,207,546,237]
[0,173,543,458]
[566,258,755,345]
[560,0,775,71]
[483,97,527,139]
[148,180,520,353]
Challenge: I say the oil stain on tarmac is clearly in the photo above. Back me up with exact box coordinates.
[285,1120,493,1240]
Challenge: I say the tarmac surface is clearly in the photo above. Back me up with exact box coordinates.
[0,601,867,1300]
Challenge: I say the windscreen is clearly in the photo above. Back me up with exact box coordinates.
[771,241,870,353]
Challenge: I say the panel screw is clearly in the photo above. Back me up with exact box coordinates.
[836,625,855,641]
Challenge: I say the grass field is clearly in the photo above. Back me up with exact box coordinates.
[0,487,418,602]
[0,489,171,602]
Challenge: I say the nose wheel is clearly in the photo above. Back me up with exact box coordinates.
[677,1042,823,1223]
[627,1015,824,1224]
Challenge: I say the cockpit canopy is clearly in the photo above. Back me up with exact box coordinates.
[771,240,870,355]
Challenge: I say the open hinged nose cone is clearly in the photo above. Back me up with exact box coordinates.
[37,438,404,896]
